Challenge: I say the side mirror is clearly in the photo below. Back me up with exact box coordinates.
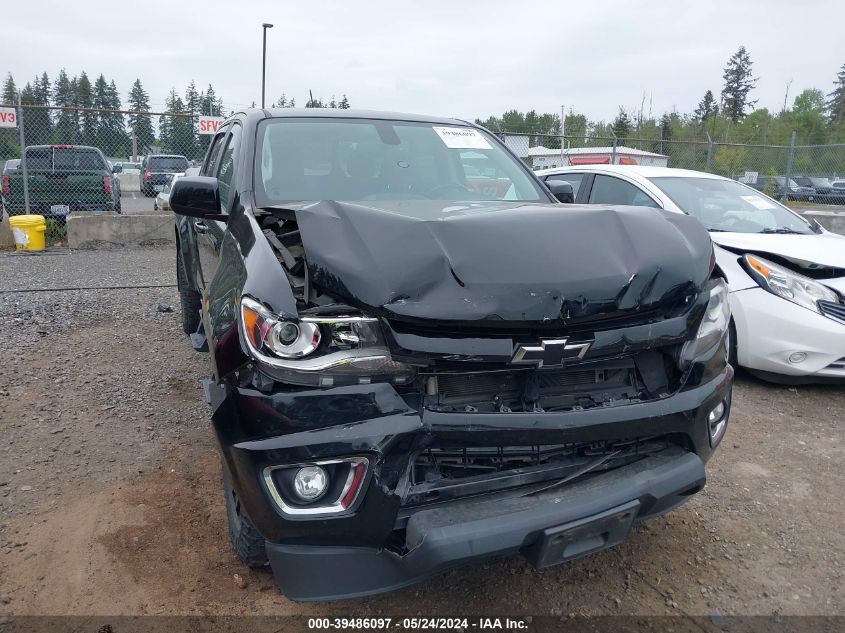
[170,176,227,221]
[547,180,574,204]
[112,164,122,173]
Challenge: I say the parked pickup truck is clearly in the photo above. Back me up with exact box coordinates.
[170,108,733,601]
[2,145,122,219]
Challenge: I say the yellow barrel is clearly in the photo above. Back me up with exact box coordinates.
[9,214,47,251]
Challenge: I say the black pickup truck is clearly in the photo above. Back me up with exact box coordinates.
[170,109,733,601]
[3,145,122,218]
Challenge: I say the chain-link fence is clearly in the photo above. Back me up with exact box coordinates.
[1,102,218,244]
[4,103,845,246]
[500,132,845,204]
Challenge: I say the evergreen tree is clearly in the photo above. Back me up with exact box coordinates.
[108,80,129,155]
[0,74,19,160]
[76,71,96,145]
[2,73,16,104]
[721,46,757,123]
[160,88,193,155]
[53,69,79,144]
[200,84,222,116]
[184,80,201,158]
[329,95,337,109]
[694,90,718,123]
[338,94,349,109]
[22,73,53,146]
[611,107,632,139]
[305,91,325,108]
[826,63,845,124]
[127,79,154,153]
[660,113,673,141]
[93,75,128,156]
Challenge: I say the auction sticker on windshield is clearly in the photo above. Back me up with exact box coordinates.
[741,195,777,210]
[433,126,492,150]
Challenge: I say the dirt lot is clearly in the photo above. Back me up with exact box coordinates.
[0,246,843,620]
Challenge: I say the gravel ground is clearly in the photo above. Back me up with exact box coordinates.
[0,246,843,620]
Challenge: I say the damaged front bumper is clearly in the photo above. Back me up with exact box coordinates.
[210,360,732,601]
[266,448,703,601]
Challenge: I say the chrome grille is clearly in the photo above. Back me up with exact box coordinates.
[819,300,845,324]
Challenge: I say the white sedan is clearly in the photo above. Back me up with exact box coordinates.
[537,164,845,383]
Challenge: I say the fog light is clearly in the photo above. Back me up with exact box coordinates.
[788,352,807,364]
[708,402,726,425]
[292,465,329,502]
[708,400,728,446]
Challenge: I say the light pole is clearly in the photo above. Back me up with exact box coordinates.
[261,23,274,108]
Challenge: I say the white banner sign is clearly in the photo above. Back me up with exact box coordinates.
[0,107,17,128]
[198,115,225,135]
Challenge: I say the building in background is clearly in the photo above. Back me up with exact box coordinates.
[526,145,670,170]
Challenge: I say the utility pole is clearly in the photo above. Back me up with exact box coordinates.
[560,105,565,167]
[784,130,797,198]
[781,79,792,114]
[261,23,274,109]
[17,92,30,213]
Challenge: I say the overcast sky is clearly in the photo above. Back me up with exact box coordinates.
[3,0,844,122]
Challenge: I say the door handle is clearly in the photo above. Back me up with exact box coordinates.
[194,220,208,234]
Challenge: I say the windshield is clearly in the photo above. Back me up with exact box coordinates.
[254,118,546,205]
[649,176,814,234]
[150,156,188,172]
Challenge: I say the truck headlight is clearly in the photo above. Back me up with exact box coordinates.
[240,296,416,387]
[744,254,839,315]
[679,279,730,368]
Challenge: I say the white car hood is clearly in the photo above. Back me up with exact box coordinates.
[711,231,845,269]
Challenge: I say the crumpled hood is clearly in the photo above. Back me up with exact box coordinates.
[295,200,713,323]
[711,230,845,269]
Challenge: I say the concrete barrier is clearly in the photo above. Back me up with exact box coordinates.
[43,206,844,253]
[67,212,174,249]
[117,172,141,192]
[1,209,14,248]
[799,209,845,236]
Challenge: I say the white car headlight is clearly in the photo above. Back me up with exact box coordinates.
[239,296,416,387]
[744,254,839,314]
[680,279,731,368]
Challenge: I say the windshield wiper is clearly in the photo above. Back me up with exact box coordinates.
[759,227,803,234]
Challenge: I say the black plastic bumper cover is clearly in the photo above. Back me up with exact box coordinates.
[265,448,705,601]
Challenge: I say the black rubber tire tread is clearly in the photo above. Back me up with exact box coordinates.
[223,467,268,568]
[176,247,202,335]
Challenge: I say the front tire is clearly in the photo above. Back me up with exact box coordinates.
[176,247,202,335]
[223,466,268,568]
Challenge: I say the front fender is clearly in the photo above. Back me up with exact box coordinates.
[175,214,202,292]
[204,192,299,381]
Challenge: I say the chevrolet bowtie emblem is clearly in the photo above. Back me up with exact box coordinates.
[510,338,592,368]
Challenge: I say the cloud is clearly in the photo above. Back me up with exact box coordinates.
[2,0,843,120]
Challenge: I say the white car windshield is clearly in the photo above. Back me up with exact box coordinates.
[649,176,815,234]
[254,118,547,205]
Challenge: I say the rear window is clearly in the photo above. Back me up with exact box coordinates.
[25,148,53,170]
[150,156,189,172]
[53,149,106,171]
[25,147,105,171]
